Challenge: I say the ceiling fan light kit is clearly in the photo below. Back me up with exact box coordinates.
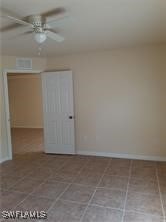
[35,32,47,43]
[0,7,66,46]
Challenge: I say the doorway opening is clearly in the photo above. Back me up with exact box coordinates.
[3,69,75,160]
[7,73,44,155]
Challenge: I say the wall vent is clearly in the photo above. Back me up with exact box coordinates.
[16,58,32,70]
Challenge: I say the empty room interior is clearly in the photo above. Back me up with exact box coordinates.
[0,0,166,222]
[7,73,44,155]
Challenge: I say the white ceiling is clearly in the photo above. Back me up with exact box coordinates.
[0,0,165,57]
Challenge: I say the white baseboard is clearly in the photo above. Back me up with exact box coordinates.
[11,126,43,129]
[1,151,165,163]
[77,150,166,162]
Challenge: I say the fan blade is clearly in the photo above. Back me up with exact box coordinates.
[41,7,65,18]
[47,15,69,26]
[5,16,31,26]
[7,30,34,40]
[20,31,34,35]
[0,23,22,32]
[46,30,64,42]
[0,8,32,26]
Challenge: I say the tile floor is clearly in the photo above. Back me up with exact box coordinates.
[0,153,166,221]
[0,128,165,221]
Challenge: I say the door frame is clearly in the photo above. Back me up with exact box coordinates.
[3,69,42,160]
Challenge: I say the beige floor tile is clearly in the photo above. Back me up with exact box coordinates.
[60,164,83,174]
[83,160,108,171]
[128,177,159,195]
[11,178,43,194]
[164,205,166,216]
[158,176,166,186]
[47,199,86,222]
[49,171,77,183]
[124,211,164,222]
[0,176,22,190]
[64,157,86,164]
[84,158,108,166]
[1,190,27,210]
[161,193,166,208]
[157,162,166,167]
[132,160,156,168]
[158,167,166,177]
[111,158,131,167]
[61,184,95,203]
[26,167,53,181]
[1,167,31,178]
[82,205,123,222]
[43,159,67,170]
[99,175,128,190]
[1,158,27,168]
[106,166,130,177]
[31,181,69,199]
[131,167,157,180]
[60,168,82,175]
[82,165,107,174]
[73,171,102,186]
[91,188,126,209]
[16,196,53,212]
[126,191,163,216]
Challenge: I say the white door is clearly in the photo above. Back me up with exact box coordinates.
[41,71,75,154]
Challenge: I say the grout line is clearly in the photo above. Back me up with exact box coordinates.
[79,158,112,222]
[12,178,50,210]
[10,157,73,210]
[1,165,43,191]
[156,164,166,222]
[45,157,91,216]
[46,182,72,215]
[5,191,163,220]
[46,197,166,220]
[121,160,133,222]
[90,204,165,219]
[125,209,165,220]
[96,174,129,179]
[3,154,165,221]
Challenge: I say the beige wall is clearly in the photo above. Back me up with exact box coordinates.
[47,46,166,158]
[1,47,166,162]
[8,74,43,128]
[0,56,46,162]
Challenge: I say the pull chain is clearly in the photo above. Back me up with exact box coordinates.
[38,44,42,56]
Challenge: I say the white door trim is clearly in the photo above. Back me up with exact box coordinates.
[2,69,42,161]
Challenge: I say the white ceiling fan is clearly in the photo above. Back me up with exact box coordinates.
[0,7,66,44]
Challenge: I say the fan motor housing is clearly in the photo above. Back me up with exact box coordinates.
[29,15,46,28]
